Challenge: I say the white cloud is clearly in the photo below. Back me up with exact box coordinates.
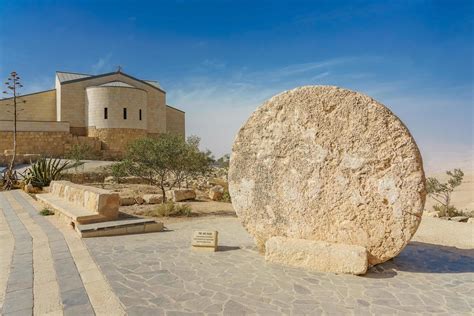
[91,53,113,74]
[264,57,354,78]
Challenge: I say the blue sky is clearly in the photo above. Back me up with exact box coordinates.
[0,0,472,172]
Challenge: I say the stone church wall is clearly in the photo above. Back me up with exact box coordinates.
[58,73,167,135]
[86,86,148,130]
[0,90,56,121]
[166,106,185,136]
[0,131,73,157]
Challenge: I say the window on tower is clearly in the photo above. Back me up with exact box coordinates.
[139,109,142,121]
[123,108,127,119]
[104,107,108,119]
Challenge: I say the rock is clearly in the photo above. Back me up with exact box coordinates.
[120,196,136,206]
[143,194,163,204]
[228,86,426,265]
[104,176,115,183]
[468,218,474,224]
[265,237,368,275]
[450,216,469,223]
[135,196,145,205]
[209,185,224,201]
[25,183,35,193]
[425,211,440,218]
[171,189,196,202]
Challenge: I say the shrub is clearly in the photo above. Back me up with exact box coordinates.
[111,162,127,184]
[433,205,459,217]
[22,158,70,188]
[67,143,94,163]
[154,202,176,217]
[427,169,464,217]
[39,208,54,216]
[221,191,231,203]
[174,203,192,216]
[146,202,192,217]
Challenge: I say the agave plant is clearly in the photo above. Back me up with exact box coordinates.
[22,158,70,188]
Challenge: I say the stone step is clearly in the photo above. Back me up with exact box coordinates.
[77,218,163,238]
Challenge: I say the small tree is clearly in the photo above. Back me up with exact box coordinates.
[2,72,26,190]
[110,162,127,184]
[122,134,211,202]
[175,136,213,188]
[426,169,464,217]
[66,143,93,172]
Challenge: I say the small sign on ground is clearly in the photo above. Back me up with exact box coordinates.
[192,230,218,251]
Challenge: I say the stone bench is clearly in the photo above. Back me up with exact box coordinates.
[36,180,119,225]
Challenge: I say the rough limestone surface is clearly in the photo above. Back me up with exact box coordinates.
[228,86,426,265]
[143,194,163,204]
[49,180,119,219]
[265,237,368,275]
[171,189,196,202]
[209,185,224,201]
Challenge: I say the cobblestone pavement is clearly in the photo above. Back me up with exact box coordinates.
[0,191,125,315]
[85,217,474,315]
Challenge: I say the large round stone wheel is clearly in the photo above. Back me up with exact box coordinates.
[228,86,426,265]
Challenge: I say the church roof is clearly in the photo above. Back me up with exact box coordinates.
[56,71,163,91]
[99,81,135,88]
[56,71,91,82]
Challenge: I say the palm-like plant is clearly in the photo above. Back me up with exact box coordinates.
[22,158,70,188]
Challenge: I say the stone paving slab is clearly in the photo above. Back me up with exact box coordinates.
[85,217,474,315]
[0,195,34,316]
[0,190,126,316]
[9,191,94,315]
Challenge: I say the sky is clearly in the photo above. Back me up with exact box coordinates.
[0,0,472,172]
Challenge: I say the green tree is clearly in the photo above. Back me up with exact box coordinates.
[177,137,213,188]
[110,162,128,184]
[66,143,93,172]
[426,169,464,217]
[122,134,211,202]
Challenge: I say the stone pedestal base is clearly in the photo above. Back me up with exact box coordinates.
[265,237,368,275]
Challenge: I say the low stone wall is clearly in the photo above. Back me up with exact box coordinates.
[49,180,119,219]
[0,131,73,157]
[0,153,41,165]
[0,131,103,160]
[0,127,149,161]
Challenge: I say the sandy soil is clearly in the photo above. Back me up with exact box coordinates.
[414,216,474,249]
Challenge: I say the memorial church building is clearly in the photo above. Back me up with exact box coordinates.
[0,69,185,159]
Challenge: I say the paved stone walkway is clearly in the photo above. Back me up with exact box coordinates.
[0,190,125,315]
[85,217,474,315]
[1,190,473,315]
